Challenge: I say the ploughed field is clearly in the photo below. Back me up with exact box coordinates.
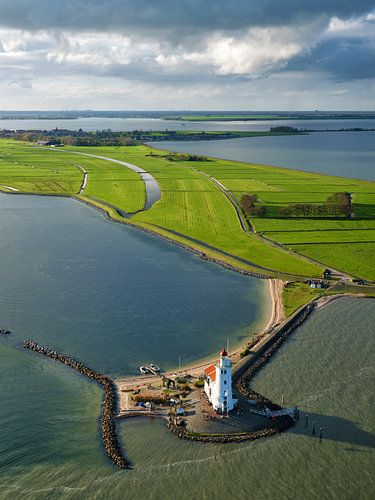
[0,140,374,280]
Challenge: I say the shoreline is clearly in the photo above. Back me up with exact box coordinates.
[116,292,371,409]
[0,190,293,280]
[115,278,283,390]
[146,141,375,185]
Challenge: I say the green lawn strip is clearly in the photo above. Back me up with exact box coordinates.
[283,282,324,317]
[0,141,82,193]
[265,229,375,244]
[132,190,321,276]
[77,195,299,278]
[290,243,375,281]
[326,282,375,296]
[255,218,375,232]
[0,140,146,212]
[73,157,146,213]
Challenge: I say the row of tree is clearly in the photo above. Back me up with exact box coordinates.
[278,192,353,217]
[240,194,267,217]
[240,192,353,219]
[0,128,243,146]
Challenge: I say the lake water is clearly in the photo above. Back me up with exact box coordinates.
[1,116,375,132]
[150,131,375,181]
[1,295,374,499]
[0,194,268,377]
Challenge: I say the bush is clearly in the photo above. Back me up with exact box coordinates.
[133,394,167,404]
[194,379,204,388]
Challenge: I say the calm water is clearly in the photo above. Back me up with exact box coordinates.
[1,116,374,132]
[0,194,268,376]
[150,131,375,181]
[1,297,374,499]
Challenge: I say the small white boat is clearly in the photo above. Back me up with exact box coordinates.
[149,362,160,373]
[139,366,149,375]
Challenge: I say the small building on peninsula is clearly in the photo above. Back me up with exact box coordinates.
[204,348,237,413]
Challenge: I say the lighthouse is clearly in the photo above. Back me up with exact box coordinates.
[204,348,237,413]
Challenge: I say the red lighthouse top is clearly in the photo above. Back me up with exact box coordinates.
[220,347,228,357]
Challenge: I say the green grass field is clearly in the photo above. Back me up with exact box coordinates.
[282,282,324,316]
[0,139,374,281]
[0,141,146,213]
[185,157,375,281]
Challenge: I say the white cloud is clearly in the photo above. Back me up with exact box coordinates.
[0,5,373,109]
[186,27,307,76]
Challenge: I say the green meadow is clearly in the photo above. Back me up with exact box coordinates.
[0,139,374,281]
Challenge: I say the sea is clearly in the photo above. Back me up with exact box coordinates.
[0,117,374,499]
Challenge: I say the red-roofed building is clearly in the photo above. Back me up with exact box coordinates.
[203,348,237,414]
[204,364,216,383]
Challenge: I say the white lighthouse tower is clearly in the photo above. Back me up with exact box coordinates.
[204,348,237,413]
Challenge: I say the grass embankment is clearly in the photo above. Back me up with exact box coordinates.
[71,145,323,278]
[282,282,324,316]
[1,140,374,283]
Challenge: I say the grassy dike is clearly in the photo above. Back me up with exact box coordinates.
[1,140,374,293]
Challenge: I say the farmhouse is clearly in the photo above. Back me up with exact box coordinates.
[204,348,237,413]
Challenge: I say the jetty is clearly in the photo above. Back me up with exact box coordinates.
[249,407,300,421]
[22,340,131,469]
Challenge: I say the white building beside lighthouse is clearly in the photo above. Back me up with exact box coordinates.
[204,348,237,413]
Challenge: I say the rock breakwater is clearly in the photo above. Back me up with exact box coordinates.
[168,303,315,443]
[235,303,315,405]
[22,340,131,469]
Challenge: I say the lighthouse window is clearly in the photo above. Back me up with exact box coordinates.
[224,370,227,374]
[224,380,227,384]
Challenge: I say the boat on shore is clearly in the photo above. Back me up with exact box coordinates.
[149,362,160,373]
[139,366,149,375]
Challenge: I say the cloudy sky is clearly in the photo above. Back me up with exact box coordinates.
[0,0,374,110]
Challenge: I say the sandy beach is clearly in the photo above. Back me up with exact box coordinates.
[115,278,286,405]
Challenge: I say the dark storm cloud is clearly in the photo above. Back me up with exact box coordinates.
[0,0,374,109]
[289,39,375,81]
[0,0,374,34]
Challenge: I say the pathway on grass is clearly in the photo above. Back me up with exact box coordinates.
[1,185,19,192]
[195,168,351,281]
[75,165,88,194]
[56,149,161,210]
